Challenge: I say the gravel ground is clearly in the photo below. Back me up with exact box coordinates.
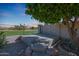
[0,35,27,56]
[0,35,54,56]
[0,42,26,56]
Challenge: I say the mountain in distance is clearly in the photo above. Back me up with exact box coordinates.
[0,24,15,28]
[0,24,39,28]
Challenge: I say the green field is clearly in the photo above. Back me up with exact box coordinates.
[0,30,38,36]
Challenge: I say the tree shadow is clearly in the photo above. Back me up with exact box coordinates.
[0,40,27,56]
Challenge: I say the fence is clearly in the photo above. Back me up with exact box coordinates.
[38,24,79,39]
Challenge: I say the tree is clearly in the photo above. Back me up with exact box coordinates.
[25,3,79,47]
[14,25,20,30]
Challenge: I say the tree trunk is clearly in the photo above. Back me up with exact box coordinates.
[63,16,79,47]
[59,23,61,39]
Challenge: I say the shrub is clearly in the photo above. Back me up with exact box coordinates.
[0,32,7,48]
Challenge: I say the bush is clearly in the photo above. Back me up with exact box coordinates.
[0,32,7,48]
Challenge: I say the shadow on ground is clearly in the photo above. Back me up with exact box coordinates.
[0,41,27,56]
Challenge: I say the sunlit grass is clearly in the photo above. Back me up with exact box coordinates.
[0,30,38,36]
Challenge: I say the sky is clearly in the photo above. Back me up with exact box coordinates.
[0,3,40,25]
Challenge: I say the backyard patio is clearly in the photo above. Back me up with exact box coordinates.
[0,34,77,56]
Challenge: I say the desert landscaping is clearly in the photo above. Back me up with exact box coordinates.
[1,3,79,56]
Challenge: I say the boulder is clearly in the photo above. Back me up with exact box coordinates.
[31,43,47,52]
[15,36,22,42]
[38,38,53,48]
[22,37,38,46]
[0,52,9,56]
[32,51,48,56]
[25,47,32,56]
[46,48,54,56]
[68,52,77,56]
[58,45,77,56]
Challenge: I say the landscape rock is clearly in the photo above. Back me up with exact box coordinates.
[58,46,76,56]
[25,46,32,56]
[32,51,48,56]
[0,52,9,56]
[46,48,54,56]
[31,43,47,52]
[68,52,77,56]
[22,37,39,46]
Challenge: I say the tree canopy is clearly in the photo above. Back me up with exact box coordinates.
[25,3,79,24]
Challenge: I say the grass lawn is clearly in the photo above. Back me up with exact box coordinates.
[0,30,38,36]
